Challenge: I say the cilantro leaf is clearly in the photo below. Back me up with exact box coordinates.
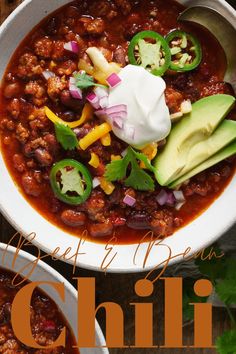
[74,72,107,90]
[105,147,155,191]
[195,247,226,283]
[182,278,208,321]
[125,159,155,191]
[105,156,130,182]
[55,123,78,150]
[60,167,84,196]
[216,329,236,354]
[132,149,156,172]
[215,278,236,306]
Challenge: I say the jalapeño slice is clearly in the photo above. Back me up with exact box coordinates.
[166,30,202,72]
[128,30,171,76]
[50,159,92,205]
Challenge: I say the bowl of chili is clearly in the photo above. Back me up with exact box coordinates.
[0,0,235,272]
[0,243,108,353]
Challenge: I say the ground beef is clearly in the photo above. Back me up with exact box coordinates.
[165,87,184,113]
[34,37,53,58]
[15,123,29,144]
[25,81,47,106]
[47,76,67,100]
[12,154,26,173]
[84,18,105,35]
[17,53,43,78]
[56,60,77,76]
[6,99,20,119]
[114,0,132,15]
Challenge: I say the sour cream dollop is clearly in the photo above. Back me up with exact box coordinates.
[107,65,171,147]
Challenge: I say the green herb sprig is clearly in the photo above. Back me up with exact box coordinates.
[105,146,155,191]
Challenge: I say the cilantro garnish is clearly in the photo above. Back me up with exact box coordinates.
[216,329,236,354]
[74,72,107,90]
[182,249,236,354]
[60,167,84,196]
[182,278,208,321]
[55,123,78,150]
[105,147,155,191]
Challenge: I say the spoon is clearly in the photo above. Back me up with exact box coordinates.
[178,0,236,92]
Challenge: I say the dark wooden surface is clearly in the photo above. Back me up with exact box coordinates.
[0,1,234,353]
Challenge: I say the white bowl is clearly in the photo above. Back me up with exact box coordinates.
[0,243,108,354]
[0,0,235,273]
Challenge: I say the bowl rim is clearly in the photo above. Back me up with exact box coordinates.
[0,0,235,274]
[0,243,109,353]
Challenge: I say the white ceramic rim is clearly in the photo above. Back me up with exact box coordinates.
[0,243,108,354]
[0,0,235,274]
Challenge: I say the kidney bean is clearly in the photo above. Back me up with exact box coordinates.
[61,210,86,227]
[34,148,53,167]
[88,222,114,237]
[127,212,150,230]
[22,173,41,197]
[3,83,20,99]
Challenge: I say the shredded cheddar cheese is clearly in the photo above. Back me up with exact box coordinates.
[79,123,112,151]
[45,104,94,129]
[111,155,122,161]
[101,133,111,146]
[99,177,115,195]
[89,153,100,168]
[140,143,158,169]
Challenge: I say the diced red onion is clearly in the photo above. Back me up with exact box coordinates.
[95,109,107,118]
[125,124,135,140]
[121,149,128,157]
[173,190,186,202]
[94,87,109,99]
[86,92,100,109]
[109,111,127,120]
[93,178,101,189]
[175,201,185,211]
[166,192,176,207]
[69,87,83,99]
[64,41,79,54]
[42,70,55,80]
[123,194,136,207]
[106,73,122,88]
[69,77,82,99]
[95,104,127,122]
[105,104,127,115]
[69,77,76,86]
[112,117,124,129]
[156,189,169,206]
[99,96,109,109]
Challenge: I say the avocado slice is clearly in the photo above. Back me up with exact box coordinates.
[155,94,235,186]
[170,140,236,189]
[175,119,236,173]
